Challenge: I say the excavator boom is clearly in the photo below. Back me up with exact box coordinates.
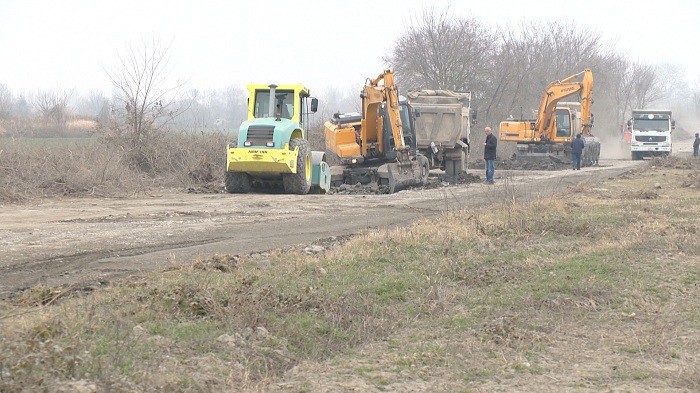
[360,70,409,157]
[579,69,594,136]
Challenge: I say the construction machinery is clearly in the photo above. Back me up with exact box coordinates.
[627,109,674,160]
[499,69,600,166]
[225,84,331,194]
[407,90,476,178]
[324,69,429,193]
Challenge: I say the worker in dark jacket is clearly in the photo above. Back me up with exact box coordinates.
[571,133,585,170]
[693,133,700,158]
[484,126,497,184]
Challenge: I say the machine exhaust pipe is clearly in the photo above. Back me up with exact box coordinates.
[268,84,277,118]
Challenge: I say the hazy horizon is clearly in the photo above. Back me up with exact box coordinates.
[1,0,698,96]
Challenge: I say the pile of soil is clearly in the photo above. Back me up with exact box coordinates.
[682,171,700,189]
[473,157,571,171]
[438,171,482,184]
[328,171,482,195]
[649,156,700,169]
[328,183,390,195]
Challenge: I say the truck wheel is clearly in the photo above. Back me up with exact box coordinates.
[283,138,312,195]
[444,151,466,178]
[417,154,430,184]
[225,171,251,193]
[631,151,640,161]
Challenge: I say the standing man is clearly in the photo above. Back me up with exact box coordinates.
[571,133,585,170]
[484,126,497,184]
[693,133,700,159]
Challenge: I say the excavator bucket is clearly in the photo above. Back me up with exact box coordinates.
[387,162,419,193]
[385,155,430,193]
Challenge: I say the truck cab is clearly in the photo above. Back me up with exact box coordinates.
[628,109,674,160]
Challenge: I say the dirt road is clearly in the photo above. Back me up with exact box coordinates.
[0,160,643,298]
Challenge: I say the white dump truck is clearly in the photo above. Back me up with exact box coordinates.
[407,90,476,178]
[628,109,674,160]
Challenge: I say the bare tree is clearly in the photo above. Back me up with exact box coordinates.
[73,90,110,119]
[601,54,635,127]
[105,38,186,152]
[655,63,690,104]
[386,11,613,128]
[630,62,662,108]
[488,21,608,124]
[384,7,496,93]
[693,76,700,116]
[167,86,247,134]
[34,90,71,128]
[0,83,13,120]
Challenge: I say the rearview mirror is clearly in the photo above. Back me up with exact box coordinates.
[310,97,318,113]
[470,109,478,125]
[671,119,676,129]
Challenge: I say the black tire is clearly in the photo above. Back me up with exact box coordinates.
[417,154,430,184]
[631,151,640,161]
[444,151,466,178]
[225,171,251,193]
[283,138,311,195]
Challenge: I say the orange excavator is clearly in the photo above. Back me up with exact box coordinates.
[499,69,600,166]
[324,69,429,192]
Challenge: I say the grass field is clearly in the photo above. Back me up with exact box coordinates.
[0,160,698,391]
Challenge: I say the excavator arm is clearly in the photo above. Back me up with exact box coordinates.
[579,69,594,136]
[536,69,593,140]
[375,70,408,150]
[360,69,409,157]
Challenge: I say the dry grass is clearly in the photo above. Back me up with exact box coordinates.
[0,161,699,391]
[0,132,227,202]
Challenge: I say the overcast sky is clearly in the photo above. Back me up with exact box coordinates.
[1,0,698,97]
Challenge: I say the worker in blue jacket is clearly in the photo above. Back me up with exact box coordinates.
[571,134,585,170]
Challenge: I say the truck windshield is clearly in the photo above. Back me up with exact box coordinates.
[633,118,670,132]
[254,90,294,119]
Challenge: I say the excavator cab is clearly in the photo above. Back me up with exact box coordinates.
[383,101,418,160]
[555,108,572,138]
